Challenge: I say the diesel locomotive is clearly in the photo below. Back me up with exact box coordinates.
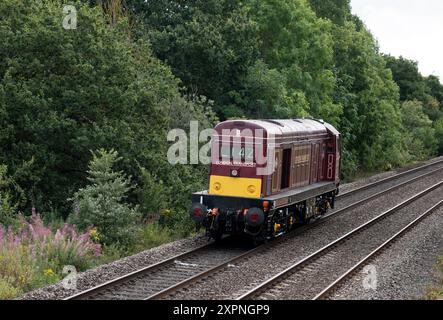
[190,119,341,242]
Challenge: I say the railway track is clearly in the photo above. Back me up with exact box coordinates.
[65,242,249,300]
[236,181,443,300]
[65,159,443,300]
[335,158,443,209]
[313,200,443,300]
[338,158,443,198]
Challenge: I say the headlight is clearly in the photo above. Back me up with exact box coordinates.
[213,182,222,191]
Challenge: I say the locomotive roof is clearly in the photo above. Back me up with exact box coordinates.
[215,119,339,137]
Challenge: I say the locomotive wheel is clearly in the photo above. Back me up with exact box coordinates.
[300,210,311,225]
[210,229,223,243]
[252,228,267,246]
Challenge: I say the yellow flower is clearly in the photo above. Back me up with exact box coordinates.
[89,228,100,242]
[44,268,55,277]
[161,209,172,217]
[19,275,27,284]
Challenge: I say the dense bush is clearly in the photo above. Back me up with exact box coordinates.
[0,0,213,216]
[435,118,443,154]
[401,101,437,160]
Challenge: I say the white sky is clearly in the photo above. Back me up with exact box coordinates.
[351,0,443,79]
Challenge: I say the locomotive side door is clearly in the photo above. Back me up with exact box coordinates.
[271,149,282,194]
[293,145,303,187]
[290,145,297,188]
[310,143,320,184]
[302,145,311,186]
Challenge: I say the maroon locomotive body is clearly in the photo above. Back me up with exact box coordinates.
[191,119,341,242]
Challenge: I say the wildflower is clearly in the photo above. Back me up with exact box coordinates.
[19,275,27,285]
[89,228,100,242]
[44,268,55,277]
[161,209,172,217]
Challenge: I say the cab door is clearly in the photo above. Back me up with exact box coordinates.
[271,149,282,194]
[301,145,311,186]
[310,143,320,184]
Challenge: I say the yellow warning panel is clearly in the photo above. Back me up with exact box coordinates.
[209,175,262,199]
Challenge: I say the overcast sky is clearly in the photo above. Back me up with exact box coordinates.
[351,0,443,79]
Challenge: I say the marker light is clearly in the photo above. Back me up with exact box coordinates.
[247,185,256,194]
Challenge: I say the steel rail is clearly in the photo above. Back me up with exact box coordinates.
[236,181,443,300]
[64,241,216,300]
[332,165,443,212]
[66,163,443,300]
[147,168,443,300]
[313,200,443,300]
[337,158,443,198]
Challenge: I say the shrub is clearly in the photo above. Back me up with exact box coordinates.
[69,149,141,248]
[435,117,443,154]
[0,277,20,300]
[401,100,438,160]
[137,167,169,222]
[158,208,196,239]
[134,223,173,252]
[0,213,101,299]
[0,165,19,227]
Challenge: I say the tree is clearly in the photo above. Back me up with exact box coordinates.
[329,16,409,175]
[401,100,437,159]
[384,55,427,102]
[0,0,213,216]
[435,117,443,154]
[245,0,341,124]
[70,149,140,247]
[127,0,260,119]
[308,0,351,25]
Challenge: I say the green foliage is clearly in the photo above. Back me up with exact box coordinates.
[236,60,310,118]
[137,167,169,221]
[134,223,174,252]
[384,55,443,122]
[130,0,341,122]
[0,165,27,226]
[308,0,351,25]
[246,0,341,124]
[0,0,212,217]
[0,277,21,300]
[127,0,443,180]
[0,213,101,299]
[329,17,408,175]
[401,101,437,159]
[384,55,427,102]
[129,0,260,120]
[0,165,16,226]
[69,149,140,248]
[433,117,443,154]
